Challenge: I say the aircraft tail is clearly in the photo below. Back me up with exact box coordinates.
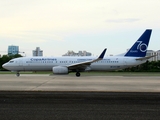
[124,29,152,57]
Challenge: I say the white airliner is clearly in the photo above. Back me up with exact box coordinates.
[3,29,154,77]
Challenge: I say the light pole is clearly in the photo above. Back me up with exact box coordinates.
[19,51,26,57]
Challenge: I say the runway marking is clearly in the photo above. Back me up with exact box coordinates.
[30,79,51,91]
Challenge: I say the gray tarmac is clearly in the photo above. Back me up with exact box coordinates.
[0,74,160,120]
[0,74,160,92]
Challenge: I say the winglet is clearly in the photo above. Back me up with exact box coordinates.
[98,48,107,59]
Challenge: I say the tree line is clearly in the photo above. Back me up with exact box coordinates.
[120,60,160,72]
[0,55,160,72]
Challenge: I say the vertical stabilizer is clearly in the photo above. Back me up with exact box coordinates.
[124,29,152,57]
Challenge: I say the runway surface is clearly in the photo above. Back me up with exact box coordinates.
[0,74,160,92]
[0,74,160,119]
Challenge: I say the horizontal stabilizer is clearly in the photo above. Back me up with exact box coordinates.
[136,55,156,61]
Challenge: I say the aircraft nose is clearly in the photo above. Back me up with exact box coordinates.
[2,63,7,69]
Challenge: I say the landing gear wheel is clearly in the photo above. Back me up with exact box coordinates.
[16,73,20,77]
[76,72,80,77]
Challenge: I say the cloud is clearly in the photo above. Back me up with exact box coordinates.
[106,18,140,23]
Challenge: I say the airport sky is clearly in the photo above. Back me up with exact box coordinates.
[0,0,160,57]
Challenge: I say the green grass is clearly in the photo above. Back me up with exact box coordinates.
[76,71,160,76]
[0,71,52,74]
[0,71,160,76]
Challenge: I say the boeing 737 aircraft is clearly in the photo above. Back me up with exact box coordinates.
[3,29,154,77]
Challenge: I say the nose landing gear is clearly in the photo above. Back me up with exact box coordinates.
[16,72,20,77]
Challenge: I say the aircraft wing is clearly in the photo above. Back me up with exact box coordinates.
[136,54,157,61]
[67,48,107,70]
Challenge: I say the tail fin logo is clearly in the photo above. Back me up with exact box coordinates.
[137,41,147,52]
[125,29,152,57]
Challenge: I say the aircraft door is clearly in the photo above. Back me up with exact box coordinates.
[19,59,23,66]
[123,58,128,66]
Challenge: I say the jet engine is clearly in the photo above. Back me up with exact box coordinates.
[52,66,68,74]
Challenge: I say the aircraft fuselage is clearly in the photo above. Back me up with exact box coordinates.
[3,56,145,72]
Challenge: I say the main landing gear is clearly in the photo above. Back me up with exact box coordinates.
[16,72,20,77]
[76,72,81,77]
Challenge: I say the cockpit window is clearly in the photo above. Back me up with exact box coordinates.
[9,61,14,63]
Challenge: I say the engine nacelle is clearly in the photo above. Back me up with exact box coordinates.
[52,66,68,74]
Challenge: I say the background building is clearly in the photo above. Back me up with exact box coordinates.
[146,50,160,61]
[32,47,43,56]
[8,45,19,55]
[63,50,92,56]
[156,50,160,61]
[146,50,156,61]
